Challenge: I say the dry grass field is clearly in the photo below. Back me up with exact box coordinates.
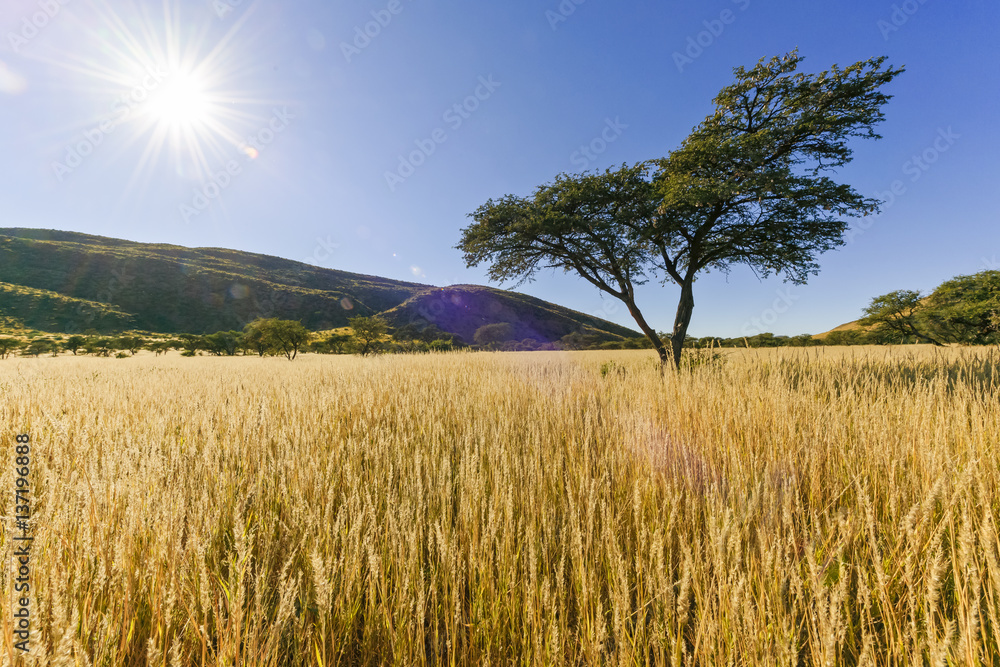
[1,346,999,665]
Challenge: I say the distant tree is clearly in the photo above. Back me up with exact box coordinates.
[116,335,146,356]
[558,331,602,351]
[473,323,515,348]
[267,320,310,360]
[24,339,53,357]
[823,330,866,346]
[0,338,23,359]
[205,331,242,356]
[242,318,309,360]
[326,332,352,354]
[788,334,819,347]
[91,337,115,357]
[923,271,1000,345]
[392,323,421,342]
[177,334,204,356]
[459,53,903,368]
[348,315,388,356]
[622,337,648,350]
[428,339,454,352]
[860,290,943,346]
[242,322,271,357]
[149,340,172,356]
[64,335,87,355]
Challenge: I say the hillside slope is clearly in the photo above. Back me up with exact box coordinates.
[0,228,430,333]
[382,285,637,344]
[0,229,638,341]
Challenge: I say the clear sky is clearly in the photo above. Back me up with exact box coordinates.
[0,0,996,337]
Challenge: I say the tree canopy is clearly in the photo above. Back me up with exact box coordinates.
[458,51,904,367]
[860,290,944,346]
[243,318,310,360]
[348,315,388,356]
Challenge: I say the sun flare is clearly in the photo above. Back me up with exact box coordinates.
[146,70,212,131]
[36,0,283,190]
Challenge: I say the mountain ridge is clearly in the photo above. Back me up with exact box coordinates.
[0,228,638,343]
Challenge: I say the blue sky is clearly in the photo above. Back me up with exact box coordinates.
[0,0,996,337]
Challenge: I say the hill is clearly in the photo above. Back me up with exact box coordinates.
[0,228,637,342]
[813,319,865,340]
[382,284,639,344]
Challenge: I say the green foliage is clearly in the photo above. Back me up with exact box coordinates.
[860,290,943,345]
[177,334,203,356]
[242,323,269,357]
[923,271,1000,345]
[242,319,310,360]
[115,335,145,356]
[459,51,903,368]
[87,337,115,357]
[348,315,389,356]
[0,281,133,333]
[0,228,428,334]
[204,331,243,356]
[63,335,86,355]
[559,331,604,350]
[0,337,23,359]
[473,322,515,348]
[148,340,172,356]
[855,271,1000,347]
[23,338,55,357]
[325,333,352,354]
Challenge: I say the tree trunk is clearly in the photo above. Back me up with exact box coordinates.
[670,280,695,370]
[622,298,670,367]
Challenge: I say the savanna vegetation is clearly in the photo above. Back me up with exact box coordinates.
[2,346,999,665]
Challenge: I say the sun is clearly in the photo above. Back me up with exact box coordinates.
[35,0,285,191]
[145,69,212,132]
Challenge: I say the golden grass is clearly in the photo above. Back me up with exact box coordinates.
[1,346,998,665]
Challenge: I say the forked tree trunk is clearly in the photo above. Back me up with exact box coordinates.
[623,297,670,367]
[669,280,695,370]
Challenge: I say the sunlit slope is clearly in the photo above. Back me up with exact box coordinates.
[0,229,638,341]
[0,228,430,333]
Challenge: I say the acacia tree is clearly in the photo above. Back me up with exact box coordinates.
[63,335,86,355]
[923,270,1000,345]
[458,52,903,368]
[267,320,310,360]
[859,290,943,345]
[0,338,23,359]
[244,318,310,360]
[348,315,388,356]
